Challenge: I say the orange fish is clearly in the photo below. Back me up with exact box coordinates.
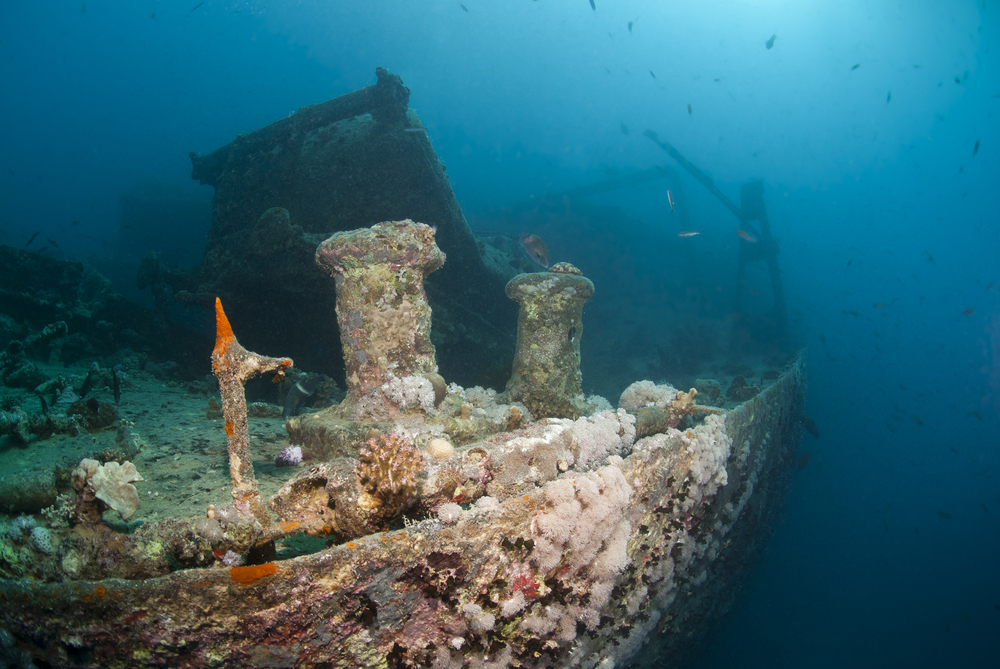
[962,308,975,315]
[797,452,812,471]
[677,230,702,238]
[667,190,675,212]
[736,229,758,243]
[519,233,550,268]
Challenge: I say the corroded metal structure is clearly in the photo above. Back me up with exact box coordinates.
[164,68,516,384]
[0,220,804,668]
[0,364,802,668]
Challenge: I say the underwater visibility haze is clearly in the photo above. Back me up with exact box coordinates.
[0,1,998,668]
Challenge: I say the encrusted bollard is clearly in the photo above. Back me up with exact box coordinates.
[212,298,293,526]
[504,262,595,419]
[315,219,446,421]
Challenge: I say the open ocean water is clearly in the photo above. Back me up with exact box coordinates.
[1,2,998,668]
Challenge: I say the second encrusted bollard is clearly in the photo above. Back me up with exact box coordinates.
[315,220,446,421]
[504,262,595,419]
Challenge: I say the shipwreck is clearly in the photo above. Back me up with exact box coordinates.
[0,70,805,669]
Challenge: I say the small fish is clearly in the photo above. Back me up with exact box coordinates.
[936,511,952,519]
[972,139,980,157]
[748,288,760,296]
[71,220,78,225]
[112,368,121,405]
[796,452,812,471]
[79,368,93,398]
[24,231,40,247]
[872,303,885,308]
[962,308,975,315]
[589,0,596,10]
[460,2,469,12]
[628,21,633,33]
[667,190,675,212]
[519,233,550,268]
[736,229,758,243]
[851,63,860,71]
[283,375,325,420]
[190,2,204,11]
[886,90,892,103]
[980,503,989,514]
[86,397,100,414]
[883,520,889,533]
[687,103,692,115]
[987,282,995,290]
[650,70,656,79]
[47,238,59,248]
[801,416,819,438]
[925,251,935,262]
[765,34,776,50]
[911,415,923,426]
[37,393,49,415]
[677,231,703,238]
[620,122,629,135]
[568,325,576,342]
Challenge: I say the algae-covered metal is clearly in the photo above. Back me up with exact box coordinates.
[0,358,803,668]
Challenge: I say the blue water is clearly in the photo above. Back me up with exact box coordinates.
[2,1,998,667]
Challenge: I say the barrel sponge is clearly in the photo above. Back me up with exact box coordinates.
[618,380,678,412]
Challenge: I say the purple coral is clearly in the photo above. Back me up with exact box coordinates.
[275,445,303,467]
[221,550,244,567]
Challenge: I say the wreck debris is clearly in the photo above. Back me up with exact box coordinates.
[315,219,445,421]
[503,262,595,419]
[211,297,293,526]
[180,69,513,385]
[0,321,68,389]
[0,215,806,668]
[0,406,77,443]
[620,380,723,437]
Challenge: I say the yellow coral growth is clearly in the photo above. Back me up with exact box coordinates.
[356,432,424,524]
[672,388,698,412]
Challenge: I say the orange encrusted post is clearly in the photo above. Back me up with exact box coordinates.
[211,298,292,526]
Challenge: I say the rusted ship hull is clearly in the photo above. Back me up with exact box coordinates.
[0,357,803,669]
